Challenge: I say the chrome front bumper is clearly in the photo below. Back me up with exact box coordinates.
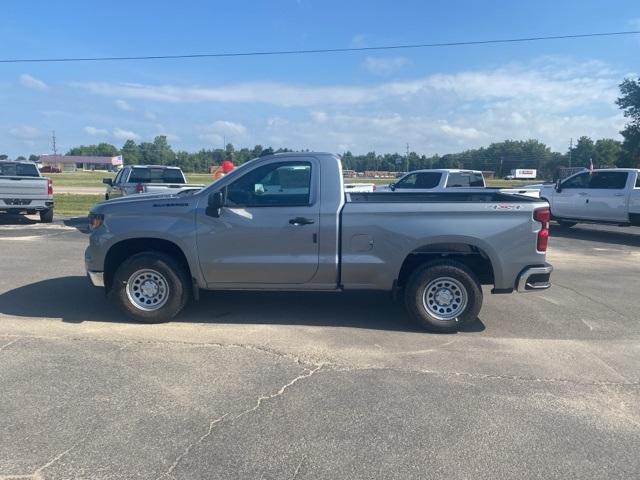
[516,264,553,293]
[87,271,105,287]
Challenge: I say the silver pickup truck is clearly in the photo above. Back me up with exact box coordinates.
[0,160,54,222]
[103,165,203,200]
[85,152,552,332]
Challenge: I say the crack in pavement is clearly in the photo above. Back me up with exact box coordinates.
[331,365,640,387]
[554,283,630,319]
[0,440,82,480]
[155,365,324,479]
[0,338,19,353]
[290,455,306,480]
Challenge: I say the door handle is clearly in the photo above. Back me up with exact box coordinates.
[289,217,315,226]
[578,192,588,196]
[614,193,625,197]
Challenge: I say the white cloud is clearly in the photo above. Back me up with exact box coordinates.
[9,125,40,139]
[197,120,247,145]
[115,99,134,111]
[113,128,140,141]
[70,61,619,111]
[84,126,108,136]
[68,58,625,154]
[144,111,157,120]
[19,74,48,91]
[363,56,410,75]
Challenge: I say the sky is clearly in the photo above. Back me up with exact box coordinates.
[1,0,639,157]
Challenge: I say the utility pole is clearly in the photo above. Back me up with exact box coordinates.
[405,143,410,173]
[568,138,573,168]
[51,131,58,156]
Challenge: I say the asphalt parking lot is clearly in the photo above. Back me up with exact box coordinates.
[0,215,639,479]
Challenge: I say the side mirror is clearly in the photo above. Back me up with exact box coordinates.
[389,183,396,191]
[103,178,113,186]
[206,191,225,217]
[555,179,562,193]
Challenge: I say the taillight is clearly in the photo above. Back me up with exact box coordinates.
[135,183,144,193]
[47,178,53,195]
[533,207,550,252]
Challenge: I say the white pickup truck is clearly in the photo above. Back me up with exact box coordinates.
[382,169,541,197]
[539,168,640,227]
[0,161,54,222]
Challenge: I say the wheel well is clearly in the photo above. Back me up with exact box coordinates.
[104,238,191,290]
[397,243,494,287]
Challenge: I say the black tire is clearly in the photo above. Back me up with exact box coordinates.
[40,208,54,223]
[109,252,190,323]
[557,220,577,228]
[404,260,482,333]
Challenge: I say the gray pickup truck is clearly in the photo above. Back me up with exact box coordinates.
[86,152,552,332]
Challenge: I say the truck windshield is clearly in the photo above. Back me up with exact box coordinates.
[0,162,40,177]
[129,168,185,184]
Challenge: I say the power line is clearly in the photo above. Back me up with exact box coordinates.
[1,30,639,64]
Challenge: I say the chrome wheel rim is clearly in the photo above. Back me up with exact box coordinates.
[422,277,468,321]
[126,269,169,312]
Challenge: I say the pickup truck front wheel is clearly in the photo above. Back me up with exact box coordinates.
[109,252,190,323]
[405,261,482,332]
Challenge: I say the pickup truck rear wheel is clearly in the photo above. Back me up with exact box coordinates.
[39,208,54,223]
[404,261,482,332]
[109,252,190,323]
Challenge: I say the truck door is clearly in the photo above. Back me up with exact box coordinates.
[586,171,629,222]
[196,158,320,285]
[553,172,590,218]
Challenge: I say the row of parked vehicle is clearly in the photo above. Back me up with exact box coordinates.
[2,159,639,228]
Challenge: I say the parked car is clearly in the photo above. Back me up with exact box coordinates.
[539,168,640,227]
[86,153,553,332]
[0,160,54,222]
[102,165,204,200]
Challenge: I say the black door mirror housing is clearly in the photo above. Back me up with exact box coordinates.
[102,178,113,186]
[389,183,396,191]
[555,179,562,193]
[206,191,225,217]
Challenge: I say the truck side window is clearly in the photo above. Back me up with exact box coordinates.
[636,175,640,188]
[588,172,628,189]
[397,172,441,189]
[226,162,312,207]
[446,172,483,188]
[561,172,590,189]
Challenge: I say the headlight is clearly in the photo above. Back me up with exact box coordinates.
[88,213,104,231]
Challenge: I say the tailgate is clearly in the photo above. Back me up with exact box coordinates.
[0,177,49,199]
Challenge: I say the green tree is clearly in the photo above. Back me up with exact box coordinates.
[571,136,596,168]
[67,143,119,157]
[28,154,40,163]
[120,140,141,165]
[593,138,622,167]
[616,77,640,167]
[16,156,26,161]
[0,154,9,160]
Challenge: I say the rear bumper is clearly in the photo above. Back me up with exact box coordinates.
[0,198,53,212]
[516,263,553,293]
